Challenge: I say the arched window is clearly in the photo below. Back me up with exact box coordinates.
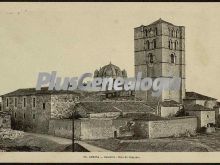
[171,29,174,37]
[155,27,158,36]
[173,30,175,37]
[149,28,152,36]
[176,30,179,38]
[153,39,156,49]
[145,29,148,37]
[149,53,154,63]
[168,28,171,36]
[171,54,176,64]
[174,40,178,50]
[169,40,172,49]
[146,40,150,49]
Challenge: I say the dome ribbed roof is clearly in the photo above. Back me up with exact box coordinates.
[94,62,127,79]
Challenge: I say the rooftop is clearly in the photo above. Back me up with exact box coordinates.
[184,104,214,111]
[149,18,175,26]
[135,18,182,29]
[1,87,93,97]
[77,101,156,114]
[160,100,181,107]
[185,92,217,101]
[120,112,166,121]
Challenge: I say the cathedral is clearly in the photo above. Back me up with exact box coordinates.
[93,18,185,103]
[134,18,185,103]
[1,18,218,140]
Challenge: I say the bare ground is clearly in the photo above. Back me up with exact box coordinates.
[85,130,220,152]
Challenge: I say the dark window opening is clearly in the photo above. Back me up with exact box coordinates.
[149,53,154,63]
[153,39,156,49]
[33,114,35,119]
[33,98,36,108]
[23,98,26,107]
[14,98,17,108]
[24,113,26,119]
[155,27,158,36]
[171,54,175,64]
[6,98,9,107]
[15,112,16,118]
[43,103,46,110]
[146,40,150,49]
[169,40,172,49]
[175,41,178,50]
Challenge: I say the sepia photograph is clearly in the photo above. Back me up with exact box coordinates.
[0,2,220,163]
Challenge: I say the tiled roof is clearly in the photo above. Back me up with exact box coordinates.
[77,101,156,114]
[160,100,181,107]
[184,104,214,111]
[120,112,166,121]
[149,18,175,26]
[185,92,217,100]
[1,87,93,97]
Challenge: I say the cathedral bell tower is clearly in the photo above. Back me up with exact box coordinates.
[134,18,185,103]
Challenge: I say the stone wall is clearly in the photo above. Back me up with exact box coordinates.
[112,118,134,138]
[51,94,78,119]
[48,118,132,140]
[160,106,180,117]
[0,114,11,129]
[2,95,51,133]
[200,111,215,127]
[48,119,81,139]
[148,117,197,138]
[80,118,114,140]
[133,120,149,138]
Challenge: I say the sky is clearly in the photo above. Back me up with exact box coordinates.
[0,3,220,101]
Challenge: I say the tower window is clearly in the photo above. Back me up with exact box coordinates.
[6,98,9,108]
[173,30,175,37]
[14,112,16,118]
[146,40,150,49]
[33,114,36,119]
[32,97,36,108]
[23,97,26,108]
[43,103,46,110]
[176,30,179,37]
[14,98,17,108]
[145,29,148,37]
[23,113,26,119]
[155,27,158,36]
[153,39,156,49]
[149,53,154,63]
[169,40,172,49]
[171,54,176,64]
[174,41,178,50]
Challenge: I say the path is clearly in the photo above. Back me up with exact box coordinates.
[25,132,111,152]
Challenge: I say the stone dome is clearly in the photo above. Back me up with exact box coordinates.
[94,62,127,79]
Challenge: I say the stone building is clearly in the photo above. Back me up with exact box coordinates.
[134,18,185,103]
[0,87,87,133]
[183,92,218,129]
[157,100,182,118]
[0,19,219,139]
[185,104,215,128]
[184,92,217,109]
[0,111,11,129]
